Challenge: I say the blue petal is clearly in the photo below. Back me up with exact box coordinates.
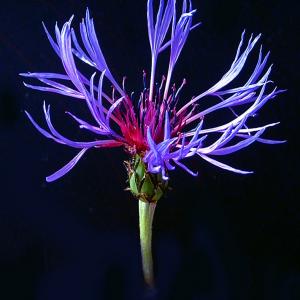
[198,154,253,175]
[46,148,88,182]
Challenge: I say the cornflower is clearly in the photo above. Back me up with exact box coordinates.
[21,0,284,287]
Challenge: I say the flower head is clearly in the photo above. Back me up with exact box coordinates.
[21,0,284,187]
[21,0,286,288]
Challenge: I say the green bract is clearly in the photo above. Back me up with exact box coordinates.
[127,155,168,203]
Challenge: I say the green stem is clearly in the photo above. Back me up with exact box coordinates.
[139,200,156,287]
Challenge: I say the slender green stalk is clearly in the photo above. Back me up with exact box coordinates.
[139,200,156,287]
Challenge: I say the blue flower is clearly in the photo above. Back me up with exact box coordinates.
[21,0,285,183]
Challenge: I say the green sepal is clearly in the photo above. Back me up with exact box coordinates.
[141,174,155,196]
[126,154,168,203]
[129,172,139,195]
[152,185,163,202]
[135,157,146,180]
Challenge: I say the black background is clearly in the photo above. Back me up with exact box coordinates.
[0,0,299,299]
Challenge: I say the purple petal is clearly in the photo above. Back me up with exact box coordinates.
[210,128,265,155]
[198,124,234,154]
[34,78,82,96]
[25,110,64,145]
[65,111,108,135]
[236,134,286,144]
[43,103,103,148]
[198,154,253,174]
[163,2,195,97]
[188,120,204,143]
[177,32,262,115]
[20,72,69,80]
[235,122,280,133]
[173,160,198,176]
[75,9,124,95]
[146,127,161,163]
[46,148,88,182]
[164,111,171,140]
[147,0,154,49]
[71,28,95,68]
[23,82,84,99]
[42,22,60,56]
[95,70,107,122]
[190,83,278,132]
[105,96,124,127]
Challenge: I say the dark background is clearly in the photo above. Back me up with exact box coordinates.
[0,0,299,299]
